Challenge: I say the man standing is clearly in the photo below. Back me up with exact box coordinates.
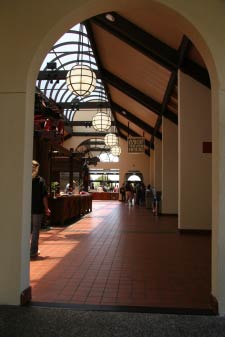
[31,160,51,258]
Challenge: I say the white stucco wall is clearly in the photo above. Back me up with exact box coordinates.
[178,71,212,230]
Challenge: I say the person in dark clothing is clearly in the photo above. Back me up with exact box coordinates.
[120,183,126,202]
[31,160,51,258]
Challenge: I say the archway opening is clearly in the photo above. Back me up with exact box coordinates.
[26,1,218,312]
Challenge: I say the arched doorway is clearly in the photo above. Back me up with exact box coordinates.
[1,0,225,313]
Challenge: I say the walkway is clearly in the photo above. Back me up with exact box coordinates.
[30,200,212,314]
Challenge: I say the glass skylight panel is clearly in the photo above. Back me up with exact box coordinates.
[37,22,113,123]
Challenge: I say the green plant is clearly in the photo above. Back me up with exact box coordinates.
[51,181,59,191]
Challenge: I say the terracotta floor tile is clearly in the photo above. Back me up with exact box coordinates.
[30,200,212,311]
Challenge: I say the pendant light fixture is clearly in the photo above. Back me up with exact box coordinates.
[66,23,96,97]
[92,85,111,132]
[110,144,122,156]
[92,111,111,132]
[104,133,118,147]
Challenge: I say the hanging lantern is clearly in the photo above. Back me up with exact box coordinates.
[66,64,96,97]
[104,133,118,147]
[111,145,122,156]
[65,23,97,97]
[92,112,111,132]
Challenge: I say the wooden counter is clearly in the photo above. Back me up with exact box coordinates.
[48,194,92,226]
[90,192,119,200]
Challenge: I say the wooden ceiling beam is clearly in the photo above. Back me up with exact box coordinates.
[116,120,152,149]
[90,12,178,71]
[102,68,178,124]
[111,102,162,139]
[68,121,116,127]
[90,13,210,88]
[72,132,107,137]
[181,59,211,88]
[59,101,110,110]
[151,36,190,145]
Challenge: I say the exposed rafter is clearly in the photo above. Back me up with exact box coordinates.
[90,12,178,71]
[181,59,210,88]
[90,12,210,88]
[36,15,211,159]
[101,68,178,124]
[72,132,108,137]
[116,120,152,149]
[151,36,191,145]
[59,102,110,110]
[111,102,162,139]
[68,121,116,127]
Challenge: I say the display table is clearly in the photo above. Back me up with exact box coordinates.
[48,194,92,226]
[90,192,119,200]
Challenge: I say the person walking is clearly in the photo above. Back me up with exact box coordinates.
[120,183,126,202]
[31,160,51,258]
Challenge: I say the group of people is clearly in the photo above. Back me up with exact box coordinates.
[119,181,147,206]
[119,182,158,211]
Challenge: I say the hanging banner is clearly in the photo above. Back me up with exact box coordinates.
[128,137,145,153]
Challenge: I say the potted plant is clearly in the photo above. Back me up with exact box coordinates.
[51,181,59,198]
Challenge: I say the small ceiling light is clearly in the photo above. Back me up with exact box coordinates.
[92,112,111,132]
[105,13,116,22]
[111,145,122,156]
[104,133,118,147]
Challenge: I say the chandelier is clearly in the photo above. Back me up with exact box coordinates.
[110,145,122,156]
[104,133,118,147]
[66,23,96,97]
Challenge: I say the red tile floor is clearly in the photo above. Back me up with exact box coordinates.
[30,200,212,312]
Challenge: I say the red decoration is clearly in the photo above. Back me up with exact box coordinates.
[44,118,52,131]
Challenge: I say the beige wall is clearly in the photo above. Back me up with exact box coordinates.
[64,136,150,187]
[119,138,150,186]
[178,71,212,230]
[162,117,178,214]
[1,0,225,313]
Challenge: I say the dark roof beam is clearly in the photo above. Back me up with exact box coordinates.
[59,101,110,110]
[90,12,178,71]
[116,121,152,149]
[111,102,162,139]
[91,13,210,88]
[72,132,108,137]
[151,36,190,144]
[102,69,178,124]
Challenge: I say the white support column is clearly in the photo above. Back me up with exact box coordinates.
[178,71,211,230]
[150,149,155,186]
[154,138,162,192]
[0,92,33,304]
[162,117,178,214]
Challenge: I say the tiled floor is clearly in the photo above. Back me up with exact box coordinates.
[30,200,212,312]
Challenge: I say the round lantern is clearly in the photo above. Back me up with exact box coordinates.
[92,112,111,132]
[110,145,122,156]
[66,64,96,97]
[104,133,118,147]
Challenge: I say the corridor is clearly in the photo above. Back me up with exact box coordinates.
[30,200,212,314]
